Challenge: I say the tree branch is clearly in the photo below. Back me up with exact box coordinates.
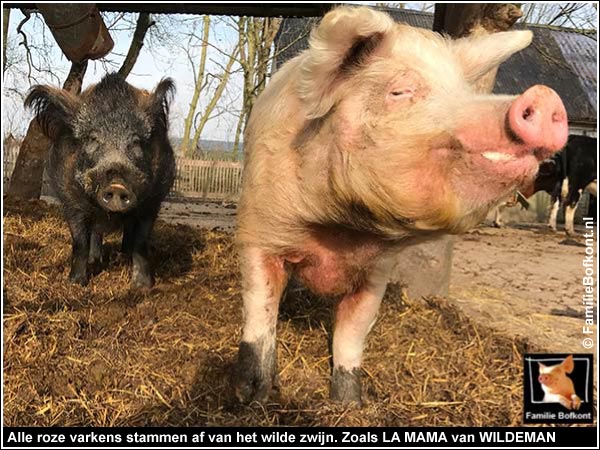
[118,12,154,78]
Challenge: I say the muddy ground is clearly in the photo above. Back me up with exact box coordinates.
[3,198,595,426]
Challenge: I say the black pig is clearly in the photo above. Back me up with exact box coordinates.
[25,73,176,288]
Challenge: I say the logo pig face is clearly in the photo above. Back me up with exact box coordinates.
[537,355,581,410]
[538,354,575,388]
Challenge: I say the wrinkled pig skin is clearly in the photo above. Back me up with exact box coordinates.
[234,6,568,405]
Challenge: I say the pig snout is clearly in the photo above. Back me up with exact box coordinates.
[538,374,552,385]
[508,85,568,158]
[98,182,137,212]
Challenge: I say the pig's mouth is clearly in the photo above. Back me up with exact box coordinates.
[474,148,539,189]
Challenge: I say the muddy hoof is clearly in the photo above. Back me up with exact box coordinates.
[234,342,275,404]
[69,270,89,286]
[131,269,153,289]
[330,367,362,406]
[88,257,104,276]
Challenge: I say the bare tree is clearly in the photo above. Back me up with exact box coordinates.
[118,12,154,78]
[434,3,523,93]
[3,8,10,74]
[180,15,211,157]
[189,45,240,155]
[521,2,597,33]
[232,16,282,156]
[7,61,88,199]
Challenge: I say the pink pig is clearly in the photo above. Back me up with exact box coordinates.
[234,6,568,405]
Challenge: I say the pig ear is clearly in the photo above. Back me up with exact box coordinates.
[297,6,395,118]
[562,355,575,374]
[451,30,533,85]
[24,85,79,140]
[148,78,175,133]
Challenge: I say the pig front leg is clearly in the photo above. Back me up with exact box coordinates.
[128,215,156,289]
[121,218,135,255]
[331,265,390,405]
[66,213,91,285]
[88,228,104,275]
[234,247,288,403]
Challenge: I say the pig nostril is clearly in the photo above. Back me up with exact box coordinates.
[103,192,113,202]
[120,194,130,204]
[522,107,534,121]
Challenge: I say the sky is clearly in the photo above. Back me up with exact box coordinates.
[2,7,243,142]
[2,2,598,144]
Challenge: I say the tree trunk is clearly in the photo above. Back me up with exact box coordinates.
[3,8,10,74]
[118,12,153,79]
[389,3,523,300]
[7,61,88,200]
[433,3,523,93]
[181,15,211,157]
[190,46,240,152]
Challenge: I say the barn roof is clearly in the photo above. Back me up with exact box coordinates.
[275,8,597,125]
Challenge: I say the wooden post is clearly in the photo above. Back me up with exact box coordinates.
[389,3,523,299]
[7,61,87,200]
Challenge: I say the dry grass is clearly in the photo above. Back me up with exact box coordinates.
[4,198,538,426]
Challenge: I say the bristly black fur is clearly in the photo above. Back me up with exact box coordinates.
[24,85,78,139]
[150,78,176,133]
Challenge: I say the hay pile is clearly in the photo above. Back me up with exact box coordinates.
[4,198,535,426]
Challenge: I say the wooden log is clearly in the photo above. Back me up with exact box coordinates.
[389,3,523,300]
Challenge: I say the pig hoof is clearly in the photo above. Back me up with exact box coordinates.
[330,367,362,406]
[69,271,89,286]
[88,258,104,276]
[131,273,154,289]
[234,342,274,404]
[131,276,154,289]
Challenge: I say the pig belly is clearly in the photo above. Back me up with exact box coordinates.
[285,229,385,296]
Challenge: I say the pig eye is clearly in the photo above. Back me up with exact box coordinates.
[390,88,414,99]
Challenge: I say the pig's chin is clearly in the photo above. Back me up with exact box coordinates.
[459,150,539,207]
[476,151,539,183]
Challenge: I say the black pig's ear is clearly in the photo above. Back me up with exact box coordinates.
[148,78,175,133]
[24,85,79,140]
[296,6,395,119]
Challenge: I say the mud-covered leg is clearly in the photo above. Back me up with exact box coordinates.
[88,228,104,275]
[129,215,156,289]
[66,213,91,285]
[331,264,390,405]
[121,218,135,255]
[235,247,288,403]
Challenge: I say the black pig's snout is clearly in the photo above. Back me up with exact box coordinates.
[98,183,137,212]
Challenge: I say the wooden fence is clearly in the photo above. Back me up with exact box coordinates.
[2,143,19,191]
[2,146,243,201]
[171,157,243,201]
